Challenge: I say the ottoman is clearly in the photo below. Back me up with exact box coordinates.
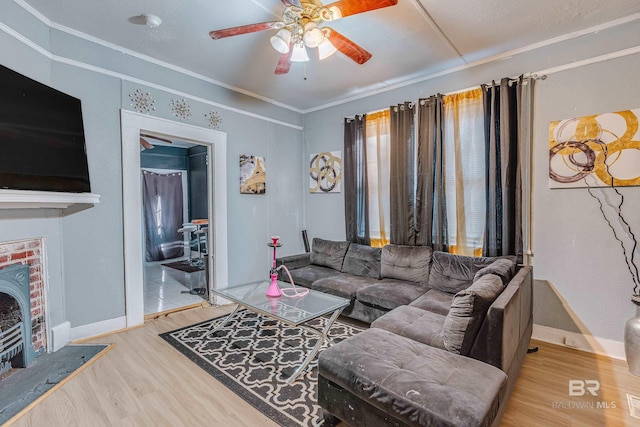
[318,327,508,427]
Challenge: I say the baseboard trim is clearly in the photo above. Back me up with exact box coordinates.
[532,324,626,361]
[69,316,127,342]
[50,321,71,352]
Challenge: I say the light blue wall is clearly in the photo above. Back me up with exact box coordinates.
[302,20,640,345]
[3,0,640,348]
[0,1,304,333]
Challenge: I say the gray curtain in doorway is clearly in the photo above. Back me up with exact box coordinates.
[344,115,370,245]
[142,170,184,262]
[481,76,533,259]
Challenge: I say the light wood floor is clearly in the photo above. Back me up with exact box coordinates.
[8,305,640,427]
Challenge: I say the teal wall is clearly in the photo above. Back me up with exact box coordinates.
[140,146,189,170]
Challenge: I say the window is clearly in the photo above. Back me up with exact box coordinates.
[347,88,487,252]
[443,89,485,256]
[365,110,391,247]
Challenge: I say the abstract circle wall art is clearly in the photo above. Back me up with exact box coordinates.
[549,108,640,188]
[309,151,342,193]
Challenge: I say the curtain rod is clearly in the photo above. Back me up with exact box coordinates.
[344,74,547,121]
[441,73,546,97]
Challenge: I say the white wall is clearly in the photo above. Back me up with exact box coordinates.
[533,53,640,345]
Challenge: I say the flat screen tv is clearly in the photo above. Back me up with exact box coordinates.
[0,64,91,193]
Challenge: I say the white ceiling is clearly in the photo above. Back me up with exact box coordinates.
[20,0,640,112]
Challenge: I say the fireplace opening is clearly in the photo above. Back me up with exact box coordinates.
[0,292,22,376]
[0,264,36,378]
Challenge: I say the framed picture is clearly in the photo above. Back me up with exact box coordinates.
[549,108,640,188]
[240,154,266,194]
[310,151,342,193]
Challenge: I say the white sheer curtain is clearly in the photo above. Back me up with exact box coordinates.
[443,89,486,256]
[365,110,391,247]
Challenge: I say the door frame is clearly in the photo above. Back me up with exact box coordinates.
[121,110,228,327]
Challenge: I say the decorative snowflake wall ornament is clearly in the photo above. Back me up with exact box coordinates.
[170,99,192,120]
[129,89,156,114]
[205,110,222,130]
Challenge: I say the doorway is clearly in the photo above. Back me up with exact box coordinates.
[140,136,210,316]
[121,110,228,328]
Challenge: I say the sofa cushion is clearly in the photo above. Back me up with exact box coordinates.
[371,305,446,349]
[442,274,504,355]
[311,273,379,300]
[473,258,517,285]
[319,327,507,427]
[381,244,432,283]
[428,251,502,294]
[285,265,341,288]
[409,289,455,316]
[341,243,382,279]
[310,238,350,271]
[356,279,427,311]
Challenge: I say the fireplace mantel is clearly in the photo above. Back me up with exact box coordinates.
[0,189,100,209]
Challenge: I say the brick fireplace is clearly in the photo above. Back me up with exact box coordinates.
[0,238,47,364]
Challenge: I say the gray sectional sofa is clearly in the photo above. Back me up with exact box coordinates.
[276,238,533,427]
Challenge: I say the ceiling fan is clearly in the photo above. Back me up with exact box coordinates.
[139,133,173,150]
[209,0,399,74]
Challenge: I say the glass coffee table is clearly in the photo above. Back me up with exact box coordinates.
[207,279,350,384]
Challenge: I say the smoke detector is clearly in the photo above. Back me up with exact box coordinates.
[129,14,162,28]
[142,14,162,28]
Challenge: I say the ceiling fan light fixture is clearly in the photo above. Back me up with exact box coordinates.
[320,6,343,21]
[328,6,342,20]
[303,22,324,48]
[317,37,337,60]
[270,29,291,54]
[290,43,310,62]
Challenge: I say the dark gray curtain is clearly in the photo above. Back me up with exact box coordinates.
[344,115,370,245]
[481,77,529,258]
[389,102,416,245]
[416,95,448,250]
[142,170,184,261]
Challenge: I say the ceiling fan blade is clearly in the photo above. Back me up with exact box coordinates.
[326,28,372,64]
[139,137,154,150]
[209,21,283,40]
[323,0,398,20]
[274,42,294,74]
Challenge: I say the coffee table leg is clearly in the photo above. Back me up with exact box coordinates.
[285,307,345,384]
[204,304,242,339]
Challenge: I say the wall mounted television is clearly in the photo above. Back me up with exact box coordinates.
[0,64,91,193]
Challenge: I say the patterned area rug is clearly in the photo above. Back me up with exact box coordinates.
[160,309,364,427]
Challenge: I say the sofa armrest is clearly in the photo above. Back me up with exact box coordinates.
[469,265,533,371]
[276,253,311,270]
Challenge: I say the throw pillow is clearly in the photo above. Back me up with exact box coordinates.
[310,238,350,271]
[427,251,500,294]
[473,258,517,285]
[442,273,504,355]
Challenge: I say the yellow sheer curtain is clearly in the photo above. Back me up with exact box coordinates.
[366,110,391,248]
[443,89,485,256]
